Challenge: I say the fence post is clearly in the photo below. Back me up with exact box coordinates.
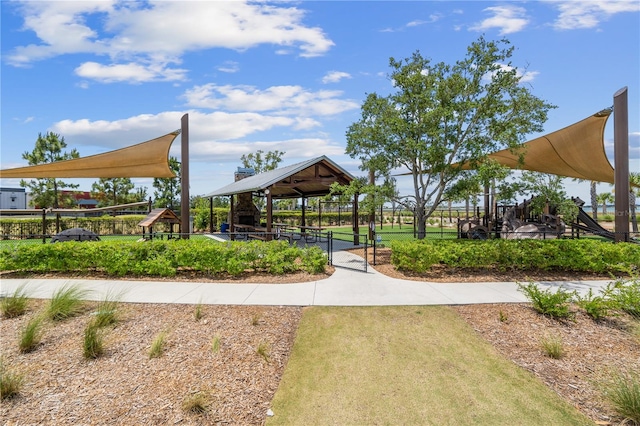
[41,209,46,244]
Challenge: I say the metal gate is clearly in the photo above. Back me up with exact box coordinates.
[327,231,368,272]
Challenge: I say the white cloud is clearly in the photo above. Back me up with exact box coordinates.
[482,63,540,84]
[75,61,188,83]
[217,61,240,73]
[45,111,344,166]
[470,5,529,35]
[322,71,352,84]
[50,110,301,148]
[182,84,359,116]
[550,0,640,30]
[6,1,334,82]
[190,138,345,164]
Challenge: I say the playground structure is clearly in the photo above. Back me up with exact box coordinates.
[457,196,567,240]
[458,195,636,242]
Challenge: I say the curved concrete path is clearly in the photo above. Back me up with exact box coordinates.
[0,252,612,306]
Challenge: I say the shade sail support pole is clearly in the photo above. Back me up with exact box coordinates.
[181,114,190,239]
[613,87,629,243]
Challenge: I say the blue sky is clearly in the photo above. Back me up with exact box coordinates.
[1,0,639,205]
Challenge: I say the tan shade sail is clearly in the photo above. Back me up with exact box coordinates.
[0,131,179,179]
[461,109,614,183]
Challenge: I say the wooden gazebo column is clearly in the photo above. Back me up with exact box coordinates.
[266,188,273,241]
[229,194,235,241]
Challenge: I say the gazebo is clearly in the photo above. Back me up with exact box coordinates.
[138,208,182,239]
[204,156,356,237]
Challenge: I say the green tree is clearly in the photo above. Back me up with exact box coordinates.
[153,157,181,209]
[240,150,285,174]
[240,150,285,211]
[91,178,135,207]
[345,37,555,238]
[129,186,149,203]
[20,132,80,208]
[597,192,614,215]
[519,171,578,222]
[630,173,639,233]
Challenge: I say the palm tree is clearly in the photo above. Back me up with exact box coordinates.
[597,192,614,215]
[590,181,598,221]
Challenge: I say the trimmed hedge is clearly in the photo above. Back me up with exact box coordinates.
[390,239,640,274]
[0,239,327,277]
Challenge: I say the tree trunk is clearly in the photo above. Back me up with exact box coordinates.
[53,179,59,209]
[590,181,598,221]
[415,207,427,239]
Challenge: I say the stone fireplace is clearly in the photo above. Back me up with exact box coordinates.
[230,167,260,227]
[233,192,260,226]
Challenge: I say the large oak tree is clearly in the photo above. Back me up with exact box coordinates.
[345,37,555,238]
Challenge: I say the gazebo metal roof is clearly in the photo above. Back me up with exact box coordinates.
[205,156,355,199]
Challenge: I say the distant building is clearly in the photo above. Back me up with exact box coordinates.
[61,191,99,209]
[0,187,27,209]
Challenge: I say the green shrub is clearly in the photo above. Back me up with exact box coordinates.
[575,288,613,320]
[19,315,45,353]
[0,357,23,400]
[2,239,327,277]
[604,278,640,318]
[602,370,640,424]
[46,284,89,321]
[1,283,30,318]
[389,239,640,274]
[517,282,575,319]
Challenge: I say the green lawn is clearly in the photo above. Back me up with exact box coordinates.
[268,306,593,426]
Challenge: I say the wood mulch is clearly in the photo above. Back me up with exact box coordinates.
[1,248,638,425]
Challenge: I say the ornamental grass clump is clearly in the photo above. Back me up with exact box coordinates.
[517,282,575,319]
[91,291,123,328]
[46,284,89,321]
[0,357,23,400]
[149,330,168,359]
[1,283,30,319]
[182,391,209,414]
[601,369,640,424]
[83,321,105,359]
[19,315,45,353]
[540,334,564,359]
[256,341,271,363]
[211,335,221,354]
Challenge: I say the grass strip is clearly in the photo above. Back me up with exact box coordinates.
[268,306,592,426]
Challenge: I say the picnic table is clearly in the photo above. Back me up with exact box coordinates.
[272,223,324,242]
[231,224,268,240]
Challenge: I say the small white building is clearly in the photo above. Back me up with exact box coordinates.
[0,187,27,209]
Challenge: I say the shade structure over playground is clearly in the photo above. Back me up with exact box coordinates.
[0,131,179,179]
[460,109,615,183]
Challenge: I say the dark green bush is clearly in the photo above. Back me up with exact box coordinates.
[0,239,327,277]
[517,282,575,319]
[390,239,640,274]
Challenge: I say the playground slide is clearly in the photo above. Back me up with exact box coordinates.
[573,207,616,240]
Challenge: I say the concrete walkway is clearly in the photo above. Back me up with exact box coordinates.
[0,251,612,307]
